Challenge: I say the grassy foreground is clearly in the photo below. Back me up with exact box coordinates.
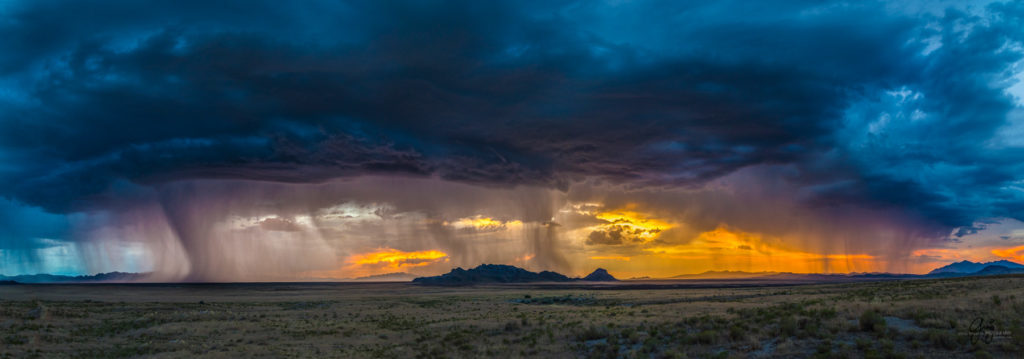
[1,276,1023,358]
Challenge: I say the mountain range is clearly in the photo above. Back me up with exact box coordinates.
[926,260,1024,274]
[412,264,618,285]
[0,272,147,283]
[2,260,1021,284]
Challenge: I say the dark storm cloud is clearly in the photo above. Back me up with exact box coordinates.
[587,228,626,246]
[0,0,1022,241]
[0,198,68,249]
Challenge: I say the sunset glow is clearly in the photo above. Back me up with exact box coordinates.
[992,245,1024,263]
[0,0,1021,283]
[341,249,449,278]
[7,2,1024,358]
[592,210,672,243]
[573,225,882,279]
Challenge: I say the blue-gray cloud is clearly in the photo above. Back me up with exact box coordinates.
[1,0,1022,247]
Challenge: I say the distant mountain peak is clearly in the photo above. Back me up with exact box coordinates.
[582,268,617,281]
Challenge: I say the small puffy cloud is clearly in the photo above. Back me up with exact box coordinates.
[257,217,302,232]
[583,208,670,246]
[449,216,522,234]
[586,225,660,246]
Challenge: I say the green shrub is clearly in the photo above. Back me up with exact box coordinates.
[879,339,894,353]
[504,321,520,332]
[697,329,718,344]
[816,340,832,354]
[926,329,958,350]
[577,326,606,341]
[855,337,872,351]
[780,316,798,337]
[860,309,886,333]
[729,324,746,340]
[2,335,27,345]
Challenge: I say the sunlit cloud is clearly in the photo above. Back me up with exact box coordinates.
[910,248,965,262]
[257,217,303,232]
[992,245,1024,262]
[350,248,448,268]
[585,209,672,245]
[513,254,536,264]
[449,216,523,233]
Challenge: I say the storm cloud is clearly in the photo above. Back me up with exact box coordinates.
[1,0,1023,278]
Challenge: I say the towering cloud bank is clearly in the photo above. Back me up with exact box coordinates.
[0,0,1022,279]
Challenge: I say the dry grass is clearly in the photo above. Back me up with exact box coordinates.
[1,276,1023,358]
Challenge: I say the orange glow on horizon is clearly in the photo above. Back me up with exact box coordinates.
[570,207,1024,277]
[306,248,450,279]
[992,245,1024,262]
[590,256,631,261]
[641,227,876,272]
[582,225,882,278]
[912,244,1024,266]
[312,206,1024,280]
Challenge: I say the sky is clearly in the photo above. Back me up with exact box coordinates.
[1,0,1024,281]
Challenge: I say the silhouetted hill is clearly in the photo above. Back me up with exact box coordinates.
[0,272,146,283]
[0,280,18,285]
[928,260,1024,274]
[412,264,575,285]
[581,268,617,281]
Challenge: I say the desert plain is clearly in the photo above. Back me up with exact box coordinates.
[1,276,1023,358]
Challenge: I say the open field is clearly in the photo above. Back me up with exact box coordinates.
[1,276,1023,358]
